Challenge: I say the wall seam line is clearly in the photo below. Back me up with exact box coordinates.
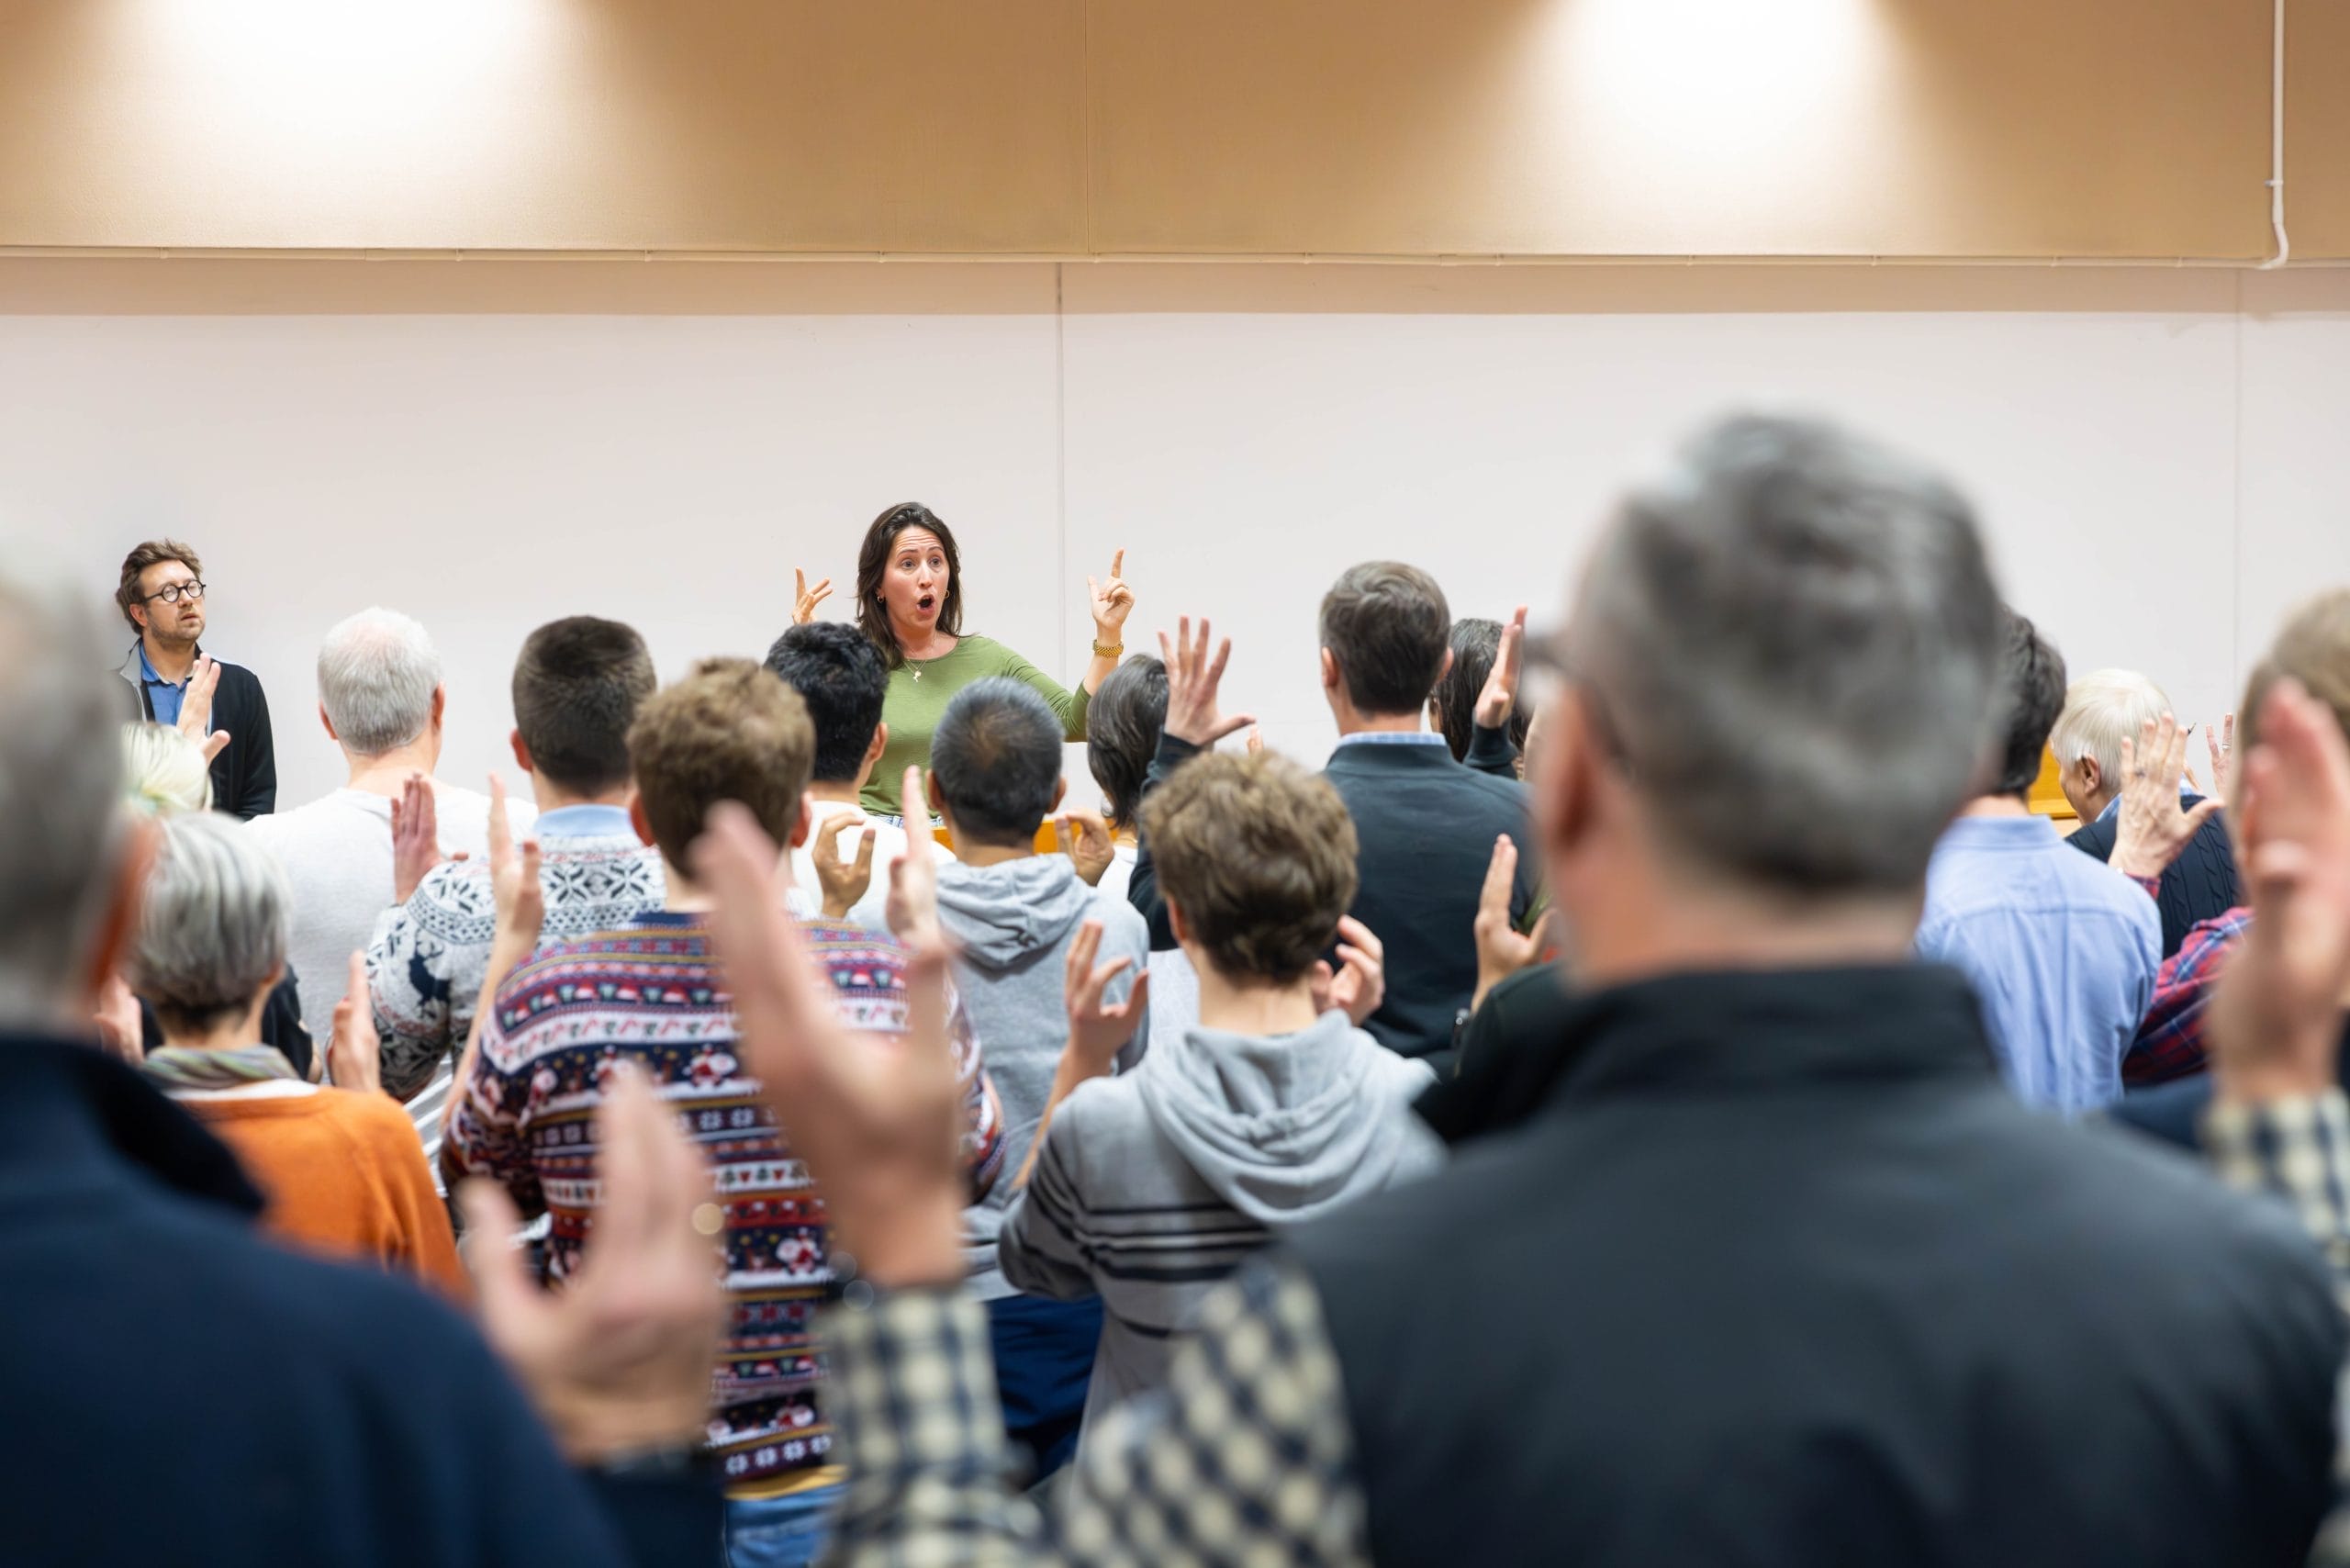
[2232,267,2245,690]
[1057,260,1069,677]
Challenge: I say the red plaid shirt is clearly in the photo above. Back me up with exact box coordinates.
[2123,872,2251,1086]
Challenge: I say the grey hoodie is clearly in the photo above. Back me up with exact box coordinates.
[937,856,1150,1300]
[999,1008,1441,1435]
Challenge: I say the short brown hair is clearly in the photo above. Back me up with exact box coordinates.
[1320,561,1451,715]
[1143,752,1359,984]
[512,617,656,796]
[626,657,812,871]
[2239,588,2350,756]
[115,540,201,632]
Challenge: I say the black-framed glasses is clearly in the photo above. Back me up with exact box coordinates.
[141,580,206,606]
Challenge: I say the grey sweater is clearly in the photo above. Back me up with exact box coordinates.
[1000,1008,1441,1435]
[937,856,1151,1299]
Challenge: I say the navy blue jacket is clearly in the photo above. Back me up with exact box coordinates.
[1297,965,2344,1568]
[2066,798,2241,958]
[0,1035,718,1567]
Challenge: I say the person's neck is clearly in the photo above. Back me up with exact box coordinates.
[2082,786,2119,820]
[897,624,957,662]
[1332,704,1426,739]
[535,781,631,813]
[958,838,1035,869]
[141,633,197,683]
[161,1000,270,1055]
[1568,872,1921,993]
[808,778,866,807]
[662,864,715,914]
[1959,793,2033,819]
[344,739,440,797]
[1192,957,1324,1037]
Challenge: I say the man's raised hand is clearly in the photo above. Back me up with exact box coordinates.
[1158,615,1254,747]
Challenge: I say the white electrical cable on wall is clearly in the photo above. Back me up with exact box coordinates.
[2259,0,2289,269]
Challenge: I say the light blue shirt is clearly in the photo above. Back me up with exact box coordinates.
[1333,732,1449,749]
[1916,813,2161,1116]
[138,644,188,728]
[531,802,635,840]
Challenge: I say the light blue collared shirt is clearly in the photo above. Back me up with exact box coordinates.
[1332,731,1449,749]
[531,802,636,841]
[1916,813,2161,1116]
[138,644,189,728]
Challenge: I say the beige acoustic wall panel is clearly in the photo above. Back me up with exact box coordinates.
[2286,0,2350,260]
[0,0,1088,252]
[1087,0,2277,258]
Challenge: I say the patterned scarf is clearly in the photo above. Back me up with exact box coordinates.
[141,1044,299,1094]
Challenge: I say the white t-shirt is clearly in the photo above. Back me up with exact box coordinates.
[1095,839,1139,906]
[789,797,957,933]
[247,783,538,1050]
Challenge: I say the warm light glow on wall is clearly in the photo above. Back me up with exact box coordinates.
[1539,0,1930,251]
[141,0,560,141]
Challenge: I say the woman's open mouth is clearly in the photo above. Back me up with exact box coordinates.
[915,594,937,614]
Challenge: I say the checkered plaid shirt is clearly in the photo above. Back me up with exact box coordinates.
[822,1253,1370,1565]
[2204,1089,2350,1567]
[2124,886,2251,1086]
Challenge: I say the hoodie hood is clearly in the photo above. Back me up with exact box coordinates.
[934,857,1097,971]
[1134,1010,1439,1226]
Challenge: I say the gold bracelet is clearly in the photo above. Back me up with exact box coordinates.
[1092,640,1125,658]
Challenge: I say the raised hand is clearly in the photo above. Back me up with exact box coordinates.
[1310,915,1386,1027]
[486,773,545,969]
[1246,723,1265,757]
[883,766,946,949]
[696,801,968,1287]
[1471,834,1542,1012]
[1158,615,1255,748]
[174,655,230,764]
[1474,606,1528,731]
[461,1065,727,1462]
[2208,681,2350,1105]
[1055,805,1117,887]
[91,974,146,1066]
[811,810,878,919]
[388,772,460,902]
[793,567,834,627]
[2206,712,2235,801]
[1063,918,1149,1074]
[2109,714,2226,880]
[329,950,383,1095]
[1087,548,1136,642]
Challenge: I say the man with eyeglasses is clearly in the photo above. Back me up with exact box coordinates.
[113,538,276,820]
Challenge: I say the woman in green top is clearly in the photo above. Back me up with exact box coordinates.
[794,501,1136,820]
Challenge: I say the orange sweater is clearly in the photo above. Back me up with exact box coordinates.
[179,1086,468,1303]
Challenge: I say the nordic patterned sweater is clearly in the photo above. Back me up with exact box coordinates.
[364,821,664,1180]
[442,912,1006,1496]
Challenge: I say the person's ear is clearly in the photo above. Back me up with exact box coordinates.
[1049,777,1068,813]
[926,773,946,813]
[429,685,447,733]
[1166,896,1191,948]
[319,702,339,743]
[1319,648,1340,694]
[627,790,655,849]
[81,816,158,1012]
[1436,647,1454,684]
[1538,689,1605,868]
[509,728,532,776]
[2077,756,2102,797]
[863,722,889,768]
[129,602,149,636]
[788,794,812,851]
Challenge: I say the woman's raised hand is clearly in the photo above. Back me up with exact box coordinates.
[792,567,834,627]
[1087,549,1136,642]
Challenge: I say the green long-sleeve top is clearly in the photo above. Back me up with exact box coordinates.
[860,635,1091,819]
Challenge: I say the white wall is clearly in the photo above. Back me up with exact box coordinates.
[3,261,2345,809]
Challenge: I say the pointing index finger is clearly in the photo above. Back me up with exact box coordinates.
[1110,548,1125,579]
